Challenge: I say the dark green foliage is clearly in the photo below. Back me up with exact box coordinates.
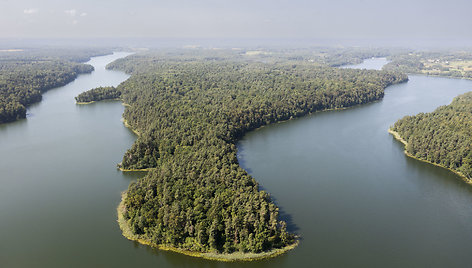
[0,48,112,124]
[113,51,408,254]
[392,92,472,179]
[75,86,121,103]
[0,61,94,123]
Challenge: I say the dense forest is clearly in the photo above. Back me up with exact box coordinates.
[107,47,404,73]
[75,86,121,103]
[0,48,112,123]
[0,47,113,63]
[103,50,408,256]
[391,92,472,180]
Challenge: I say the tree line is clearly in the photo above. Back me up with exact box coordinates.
[0,48,113,124]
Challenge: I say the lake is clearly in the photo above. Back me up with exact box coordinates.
[238,58,472,267]
[340,57,389,70]
[2,55,472,267]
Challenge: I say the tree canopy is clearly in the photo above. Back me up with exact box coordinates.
[0,48,112,124]
[105,50,408,255]
[392,92,472,179]
[75,86,121,103]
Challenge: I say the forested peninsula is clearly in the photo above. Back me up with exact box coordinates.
[84,50,408,260]
[0,48,111,123]
[390,92,472,183]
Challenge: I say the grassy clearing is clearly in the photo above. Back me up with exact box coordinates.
[422,60,472,77]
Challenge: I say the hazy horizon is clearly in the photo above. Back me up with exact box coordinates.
[1,0,472,48]
[1,37,472,50]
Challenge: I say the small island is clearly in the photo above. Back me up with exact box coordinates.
[75,86,121,104]
[390,91,472,183]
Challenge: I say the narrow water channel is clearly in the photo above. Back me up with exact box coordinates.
[0,53,154,267]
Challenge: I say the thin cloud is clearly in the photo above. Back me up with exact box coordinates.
[80,12,87,17]
[23,8,38,15]
[64,9,77,16]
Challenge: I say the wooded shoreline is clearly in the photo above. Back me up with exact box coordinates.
[117,192,299,262]
[389,128,472,184]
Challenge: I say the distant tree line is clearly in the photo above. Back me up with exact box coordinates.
[0,47,113,63]
[392,92,472,179]
[0,61,94,123]
[0,48,113,124]
[106,47,406,73]
[106,51,408,255]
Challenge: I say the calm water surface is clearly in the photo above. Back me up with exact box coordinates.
[2,56,472,267]
[340,57,389,70]
[238,58,472,267]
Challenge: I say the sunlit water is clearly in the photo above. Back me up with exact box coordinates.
[2,56,472,267]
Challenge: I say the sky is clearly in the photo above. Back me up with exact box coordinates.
[1,0,472,46]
